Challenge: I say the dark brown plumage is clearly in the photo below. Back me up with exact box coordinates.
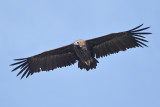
[10,24,151,79]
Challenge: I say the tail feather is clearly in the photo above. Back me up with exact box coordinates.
[78,58,99,71]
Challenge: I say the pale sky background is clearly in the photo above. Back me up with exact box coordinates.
[0,0,160,107]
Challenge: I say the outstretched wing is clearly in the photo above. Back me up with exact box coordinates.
[86,24,151,58]
[10,44,77,79]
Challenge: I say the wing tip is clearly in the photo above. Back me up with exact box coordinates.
[129,24,144,31]
[14,58,27,61]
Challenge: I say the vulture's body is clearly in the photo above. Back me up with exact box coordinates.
[10,24,151,79]
[74,40,99,70]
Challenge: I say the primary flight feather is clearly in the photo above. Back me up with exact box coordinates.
[10,24,151,79]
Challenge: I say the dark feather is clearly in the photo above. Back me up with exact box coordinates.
[11,44,78,79]
[129,24,143,31]
[86,24,151,58]
[133,35,145,38]
[132,27,150,32]
[11,61,28,72]
[133,32,152,35]
[10,60,26,66]
[134,37,148,42]
[17,64,29,76]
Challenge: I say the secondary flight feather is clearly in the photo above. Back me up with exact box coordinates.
[10,24,151,79]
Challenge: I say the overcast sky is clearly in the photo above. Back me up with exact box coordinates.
[0,0,160,107]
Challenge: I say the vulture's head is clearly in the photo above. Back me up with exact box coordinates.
[73,40,86,48]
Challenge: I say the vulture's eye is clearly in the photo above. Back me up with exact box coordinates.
[74,41,80,45]
[77,41,80,44]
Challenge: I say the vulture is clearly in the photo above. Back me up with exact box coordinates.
[10,24,151,79]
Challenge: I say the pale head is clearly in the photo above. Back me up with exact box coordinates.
[73,40,86,47]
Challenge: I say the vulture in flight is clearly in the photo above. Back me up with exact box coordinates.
[10,24,151,79]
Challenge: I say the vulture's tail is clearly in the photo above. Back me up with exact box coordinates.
[78,58,99,71]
